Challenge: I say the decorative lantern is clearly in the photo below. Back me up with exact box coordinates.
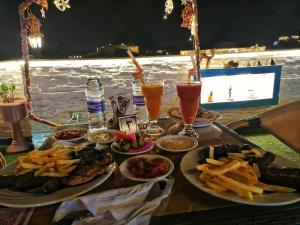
[27,12,43,49]
[28,34,43,48]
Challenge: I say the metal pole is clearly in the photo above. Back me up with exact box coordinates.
[192,0,201,81]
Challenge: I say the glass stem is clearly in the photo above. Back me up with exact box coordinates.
[149,120,158,128]
[184,124,193,131]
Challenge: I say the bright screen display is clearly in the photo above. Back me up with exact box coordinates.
[201,73,275,104]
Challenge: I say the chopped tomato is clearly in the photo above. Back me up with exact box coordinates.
[127,157,169,179]
[115,132,134,141]
[145,164,168,178]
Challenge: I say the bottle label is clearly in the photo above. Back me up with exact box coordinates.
[87,100,105,113]
[133,95,145,106]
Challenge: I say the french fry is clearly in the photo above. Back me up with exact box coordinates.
[252,163,261,178]
[241,150,252,154]
[203,172,253,199]
[34,162,56,176]
[200,174,228,192]
[18,168,34,175]
[47,155,70,161]
[19,163,42,169]
[218,157,230,163]
[209,146,214,159]
[28,156,48,163]
[30,149,56,156]
[56,159,80,165]
[57,165,76,173]
[206,158,224,166]
[238,166,258,182]
[226,171,255,185]
[17,155,26,162]
[256,182,296,193]
[51,148,72,154]
[49,168,55,172]
[250,148,262,157]
[227,155,241,160]
[216,174,263,194]
[207,160,245,175]
[205,180,228,192]
[196,164,209,171]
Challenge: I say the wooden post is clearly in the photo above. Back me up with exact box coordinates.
[192,0,201,81]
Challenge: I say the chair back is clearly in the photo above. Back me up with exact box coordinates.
[259,100,300,152]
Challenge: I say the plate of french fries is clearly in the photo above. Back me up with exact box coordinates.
[181,144,300,206]
[0,146,116,208]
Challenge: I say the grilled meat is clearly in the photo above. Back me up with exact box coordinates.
[12,174,52,191]
[42,178,64,193]
[260,167,300,190]
[0,175,17,189]
[251,152,300,189]
[198,143,247,164]
[0,173,52,192]
[251,151,275,169]
[63,148,113,186]
[0,148,113,193]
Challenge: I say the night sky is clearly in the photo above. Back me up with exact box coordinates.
[0,0,300,59]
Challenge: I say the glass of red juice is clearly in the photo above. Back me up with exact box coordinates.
[176,81,201,138]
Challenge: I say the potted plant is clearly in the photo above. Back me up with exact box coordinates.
[0,83,30,153]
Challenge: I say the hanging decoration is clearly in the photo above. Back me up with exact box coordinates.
[181,3,193,29]
[164,0,174,19]
[19,0,70,127]
[164,0,201,81]
[54,0,71,11]
[27,12,43,48]
[40,7,46,18]
[181,0,188,5]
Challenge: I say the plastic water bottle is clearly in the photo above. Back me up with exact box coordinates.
[85,77,106,130]
[132,78,148,130]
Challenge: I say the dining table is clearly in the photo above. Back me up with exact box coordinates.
[2,118,300,225]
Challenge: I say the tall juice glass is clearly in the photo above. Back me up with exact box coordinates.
[176,81,201,138]
[141,82,164,137]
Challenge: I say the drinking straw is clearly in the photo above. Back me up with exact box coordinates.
[127,49,144,73]
[188,54,197,83]
[127,49,145,85]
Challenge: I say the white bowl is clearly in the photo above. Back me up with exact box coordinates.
[119,154,174,182]
[155,135,198,153]
[52,128,87,144]
[87,129,118,145]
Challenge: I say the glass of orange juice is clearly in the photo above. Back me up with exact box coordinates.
[141,81,164,137]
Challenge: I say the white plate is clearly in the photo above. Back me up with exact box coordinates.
[181,147,300,206]
[0,161,116,208]
[155,135,198,153]
[168,107,220,127]
[119,155,174,182]
[111,140,154,155]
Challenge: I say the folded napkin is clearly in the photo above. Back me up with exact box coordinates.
[54,179,174,225]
